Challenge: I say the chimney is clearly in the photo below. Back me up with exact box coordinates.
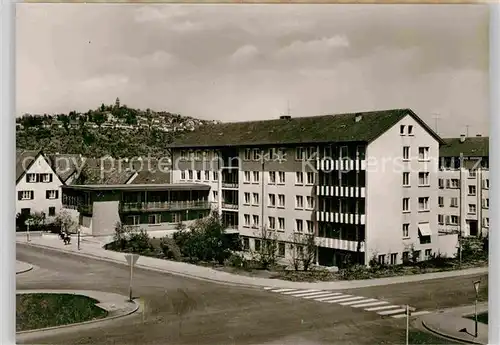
[355,115,363,123]
[279,115,291,120]
[460,134,466,143]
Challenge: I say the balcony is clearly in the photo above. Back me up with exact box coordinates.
[315,237,365,252]
[120,201,210,213]
[316,158,366,171]
[316,211,366,225]
[317,185,366,198]
[221,202,239,210]
[221,182,239,189]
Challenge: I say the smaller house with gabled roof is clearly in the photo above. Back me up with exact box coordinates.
[16,150,64,219]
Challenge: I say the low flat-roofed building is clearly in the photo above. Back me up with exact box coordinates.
[62,183,212,237]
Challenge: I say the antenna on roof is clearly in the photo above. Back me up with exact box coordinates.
[432,112,440,134]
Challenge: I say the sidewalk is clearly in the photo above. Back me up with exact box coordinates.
[419,303,488,344]
[16,234,489,290]
[16,261,33,274]
[16,288,139,343]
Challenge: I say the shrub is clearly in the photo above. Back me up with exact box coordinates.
[160,237,182,261]
[225,253,246,268]
[127,230,153,255]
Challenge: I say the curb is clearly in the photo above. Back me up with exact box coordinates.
[17,241,489,291]
[421,319,485,345]
[17,242,259,290]
[16,290,140,336]
[16,262,33,275]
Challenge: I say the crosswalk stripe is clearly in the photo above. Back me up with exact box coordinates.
[264,287,275,290]
[327,296,365,304]
[391,313,408,319]
[354,301,389,308]
[291,291,332,298]
[281,289,319,295]
[378,308,407,316]
[316,294,352,302]
[303,292,341,299]
[340,298,378,306]
[365,304,401,312]
[270,288,297,293]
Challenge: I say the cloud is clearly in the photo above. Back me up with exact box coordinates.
[229,45,259,64]
[273,35,349,61]
[134,6,188,23]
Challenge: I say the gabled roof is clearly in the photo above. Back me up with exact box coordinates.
[168,108,444,148]
[129,170,172,185]
[46,154,84,182]
[440,136,489,158]
[16,149,42,183]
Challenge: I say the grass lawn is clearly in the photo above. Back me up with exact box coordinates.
[466,311,488,324]
[16,293,108,332]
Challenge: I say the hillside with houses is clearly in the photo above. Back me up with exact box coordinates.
[16,98,218,158]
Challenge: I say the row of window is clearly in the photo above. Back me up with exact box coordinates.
[402,197,430,212]
[241,192,315,210]
[17,190,59,201]
[437,215,490,227]
[402,172,430,187]
[20,207,56,217]
[126,212,206,225]
[25,173,53,183]
[180,170,218,182]
[437,196,489,211]
[400,124,414,136]
[439,178,490,189]
[242,214,314,233]
[378,249,432,265]
[241,237,292,258]
[402,146,430,161]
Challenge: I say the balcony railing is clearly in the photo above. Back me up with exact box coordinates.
[221,202,239,210]
[120,201,210,212]
[221,182,239,188]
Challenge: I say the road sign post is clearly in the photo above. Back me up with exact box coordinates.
[77,229,81,250]
[405,305,416,345]
[473,280,481,338]
[125,254,140,302]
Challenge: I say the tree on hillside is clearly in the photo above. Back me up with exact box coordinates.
[93,113,106,127]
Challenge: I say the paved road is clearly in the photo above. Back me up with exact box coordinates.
[16,244,472,345]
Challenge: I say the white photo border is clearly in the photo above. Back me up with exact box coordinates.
[1,0,17,344]
[0,3,498,345]
[489,3,499,344]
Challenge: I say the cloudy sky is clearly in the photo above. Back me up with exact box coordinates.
[17,4,489,137]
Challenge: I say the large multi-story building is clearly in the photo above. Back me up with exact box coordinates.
[438,135,489,238]
[168,109,459,267]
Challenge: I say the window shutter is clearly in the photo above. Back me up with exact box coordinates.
[35,174,40,182]
[446,180,450,188]
[445,215,450,224]
[46,190,49,199]
[30,191,34,199]
[17,191,22,200]
[49,174,53,182]
[55,190,59,199]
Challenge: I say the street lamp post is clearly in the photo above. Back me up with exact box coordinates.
[25,219,32,242]
[77,228,81,250]
[474,280,481,338]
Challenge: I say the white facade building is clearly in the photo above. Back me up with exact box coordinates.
[168,109,459,267]
[16,150,64,219]
[438,135,489,238]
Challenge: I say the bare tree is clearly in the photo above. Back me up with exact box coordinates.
[252,226,279,269]
[288,233,317,271]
